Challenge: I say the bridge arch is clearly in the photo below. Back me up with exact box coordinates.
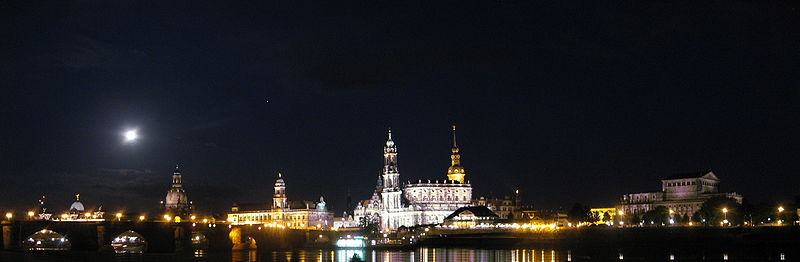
[21,229,71,251]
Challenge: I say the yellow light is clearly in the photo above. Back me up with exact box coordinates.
[722,208,728,213]
[202,218,208,223]
[27,211,35,217]
[778,206,785,212]
[61,214,69,219]
[164,214,171,221]
[191,215,196,220]
[618,211,624,215]
[84,212,92,217]
[139,215,146,221]
[5,213,12,219]
[669,209,674,214]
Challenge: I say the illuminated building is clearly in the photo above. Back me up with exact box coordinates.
[472,190,523,219]
[353,127,473,231]
[442,206,499,228]
[56,194,105,221]
[227,173,334,229]
[163,165,193,218]
[34,195,53,220]
[620,171,743,219]
[589,207,618,224]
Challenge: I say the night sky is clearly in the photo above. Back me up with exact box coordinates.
[1,1,798,216]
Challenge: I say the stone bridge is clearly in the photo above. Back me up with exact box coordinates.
[1,221,338,252]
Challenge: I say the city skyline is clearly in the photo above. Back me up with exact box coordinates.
[0,125,790,216]
[2,1,798,216]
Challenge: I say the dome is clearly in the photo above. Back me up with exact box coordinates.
[69,201,84,212]
[165,190,188,207]
[111,230,146,254]
[22,229,71,251]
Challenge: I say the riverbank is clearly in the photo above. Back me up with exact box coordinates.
[417,226,800,250]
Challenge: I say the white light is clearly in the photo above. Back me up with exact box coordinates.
[124,130,138,142]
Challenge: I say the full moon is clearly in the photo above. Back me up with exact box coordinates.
[124,129,138,142]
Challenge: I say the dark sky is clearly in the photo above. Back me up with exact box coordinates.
[1,1,798,216]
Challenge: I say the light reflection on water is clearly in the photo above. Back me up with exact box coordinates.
[0,248,791,261]
[208,248,794,262]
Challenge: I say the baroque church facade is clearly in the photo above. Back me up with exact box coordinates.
[163,165,193,218]
[353,126,473,231]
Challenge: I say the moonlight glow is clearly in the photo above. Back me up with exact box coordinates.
[124,130,138,143]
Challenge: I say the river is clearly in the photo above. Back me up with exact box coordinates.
[0,247,792,261]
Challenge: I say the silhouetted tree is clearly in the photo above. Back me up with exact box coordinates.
[693,196,742,226]
[602,211,612,223]
[642,206,669,226]
[567,203,592,224]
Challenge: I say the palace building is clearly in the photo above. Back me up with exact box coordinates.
[227,173,334,229]
[620,171,743,219]
[353,126,473,231]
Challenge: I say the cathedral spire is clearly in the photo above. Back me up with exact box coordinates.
[385,128,395,148]
[451,124,459,153]
[446,124,466,183]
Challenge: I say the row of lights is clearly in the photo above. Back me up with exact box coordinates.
[4,212,210,223]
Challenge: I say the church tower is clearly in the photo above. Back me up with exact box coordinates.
[165,165,191,217]
[273,173,287,209]
[380,128,403,229]
[382,128,400,189]
[446,125,466,183]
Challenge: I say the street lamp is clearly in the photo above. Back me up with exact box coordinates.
[115,213,123,221]
[5,212,12,220]
[722,208,728,226]
[27,211,35,220]
[139,215,146,221]
[777,206,785,225]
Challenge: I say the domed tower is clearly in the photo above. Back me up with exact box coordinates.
[164,165,191,217]
[273,173,287,209]
[69,194,85,215]
[446,125,466,183]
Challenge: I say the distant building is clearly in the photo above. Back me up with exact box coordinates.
[472,190,523,219]
[523,210,568,227]
[163,165,193,218]
[53,194,104,221]
[333,214,360,230]
[227,173,334,229]
[353,126,473,231]
[442,206,500,228]
[620,171,743,219]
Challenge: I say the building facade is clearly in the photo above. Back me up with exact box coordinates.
[620,171,743,219]
[353,127,473,231]
[472,190,523,219]
[227,173,334,229]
